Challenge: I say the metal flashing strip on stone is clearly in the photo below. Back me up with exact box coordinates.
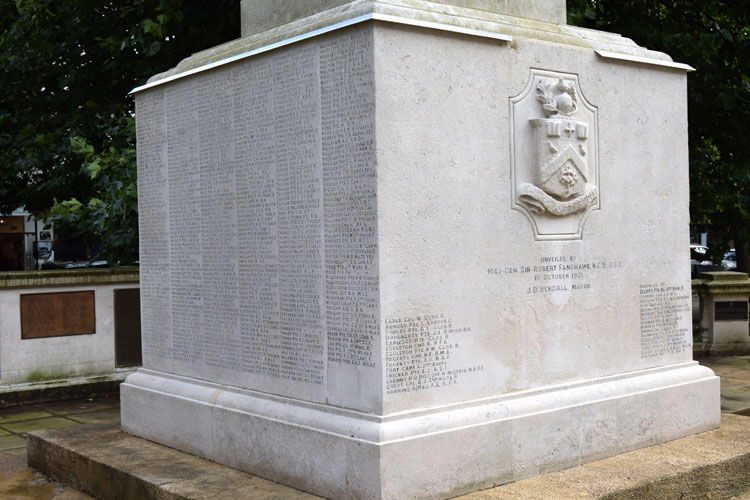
[596,49,695,71]
[130,13,512,94]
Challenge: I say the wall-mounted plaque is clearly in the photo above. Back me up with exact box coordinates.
[114,288,142,367]
[20,291,96,339]
[714,300,749,322]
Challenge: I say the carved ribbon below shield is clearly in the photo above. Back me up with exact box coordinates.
[517,78,598,217]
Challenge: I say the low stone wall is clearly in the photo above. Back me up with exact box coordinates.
[693,271,750,356]
[0,268,140,387]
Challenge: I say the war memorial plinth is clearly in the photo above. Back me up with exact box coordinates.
[122,1,720,498]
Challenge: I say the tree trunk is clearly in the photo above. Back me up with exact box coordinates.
[732,227,749,273]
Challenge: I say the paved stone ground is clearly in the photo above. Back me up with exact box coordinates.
[702,356,750,416]
[0,396,119,499]
[0,358,748,500]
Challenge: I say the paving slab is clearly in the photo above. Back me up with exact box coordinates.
[722,389,750,410]
[65,409,121,425]
[0,409,55,424]
[0,434,29,451]
[27,415,750,500]
[717,358,750,368]
[35,400,118,417]
[460,414,750,499]
[701,357,750,415]
[0,467,94,499]
[27,424,319,500]
[4,417,80,435]
[0,448,27,473]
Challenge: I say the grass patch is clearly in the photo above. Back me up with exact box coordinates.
[24,369,76,383]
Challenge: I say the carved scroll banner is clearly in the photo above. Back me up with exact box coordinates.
[20,291,96,339]
[510,70,600,240]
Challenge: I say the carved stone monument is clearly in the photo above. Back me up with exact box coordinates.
[122,1,720,499]
[512,70,600,238]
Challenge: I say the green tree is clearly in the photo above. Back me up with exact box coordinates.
[567,0,750,270]
[0,0,240,262]
[46,119,139,265]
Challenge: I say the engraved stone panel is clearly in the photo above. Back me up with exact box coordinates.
[166,79,202,374]
[320,31,380,378]
[135,90,172,372]
[639,283,691,358]
[135,27,378,403]
[234,56,281,382]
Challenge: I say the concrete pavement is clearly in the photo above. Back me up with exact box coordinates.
[0,396,119,499]
[1,358,748,499]
[702,356,750,415]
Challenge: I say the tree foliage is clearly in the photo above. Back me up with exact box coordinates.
[46,119,139,264]
[567,0,750,269]
[0,0,239,262]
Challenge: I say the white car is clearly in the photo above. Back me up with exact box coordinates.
[722,250,737,270]
[690,244,711,266]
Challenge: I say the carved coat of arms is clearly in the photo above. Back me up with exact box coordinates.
[510,70,599,240]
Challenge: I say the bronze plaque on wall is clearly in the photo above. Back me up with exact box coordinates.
[21,291,96,339]
[714,301,749,321]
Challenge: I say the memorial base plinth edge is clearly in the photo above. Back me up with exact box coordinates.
[120,364,720,500]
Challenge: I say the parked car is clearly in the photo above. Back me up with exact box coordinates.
[691,245,739,274]
[691,244,719,278]
[722,250,737,270]
[690,244,711,266]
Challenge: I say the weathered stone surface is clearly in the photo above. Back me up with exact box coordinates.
[0,269,139,390]
[124,3,718,499]
[152,0,673,84]
[694,272,750,356]
[0,281,139,384]
[240,0,567,39]
[461,414,750,500]
[27,416,750,500]
[0,268,139,289]
[0,377,123,409]
[28,424,319,500]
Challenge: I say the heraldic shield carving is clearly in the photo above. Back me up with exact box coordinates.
[510,70,599,240]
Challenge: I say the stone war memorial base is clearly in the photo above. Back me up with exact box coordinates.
[28,415,750,500]
[121,364,718,499]
[123,0,720,498]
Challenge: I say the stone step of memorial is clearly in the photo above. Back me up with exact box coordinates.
[26,416,750,500]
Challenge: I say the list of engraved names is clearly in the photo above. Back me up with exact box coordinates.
[137,30,378,388]
[385,314,483,394]
[639,283,691,357]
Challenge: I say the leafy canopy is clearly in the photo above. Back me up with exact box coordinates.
[47,120,139,265]
[567,0,750,268]
[0,0,239,262]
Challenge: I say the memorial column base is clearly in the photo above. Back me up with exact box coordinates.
[121,363,719,500]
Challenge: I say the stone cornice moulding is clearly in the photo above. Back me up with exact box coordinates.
[131,12,511,94]
[596,50,695,72]
[131,0,691,94]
